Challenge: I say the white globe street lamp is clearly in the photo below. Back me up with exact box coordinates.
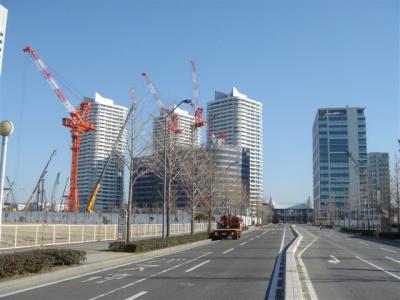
[0,120,14,241]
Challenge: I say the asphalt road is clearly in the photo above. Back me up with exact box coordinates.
[0,225,294,300]
[297,225,400,300]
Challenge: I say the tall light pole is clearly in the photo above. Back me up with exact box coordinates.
[162,99,192,239]
[0,120,14,241]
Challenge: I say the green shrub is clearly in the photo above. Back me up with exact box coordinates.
[109,233,209,253]
[378,232,400,239]
[37,249,86,265]
[0,249,86,279]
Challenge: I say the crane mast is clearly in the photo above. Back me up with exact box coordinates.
[23,46,94,213]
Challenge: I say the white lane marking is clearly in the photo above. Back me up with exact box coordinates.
[81,276,101,283]
[386,256,400,264]
[125,291,148,300]
[120,267,144,272]
[184,260,210,273]
[88,252,212,300]
[0,240,212,298]
[359,242,368,245]
[380,247,397,253]
[166,259,175,263]
[250,237,254,241]
[267,225,286,300]
[137,264,159,267]
[297,236,319,300]
[356,256,400,280]
[328,255,340,264]
[222,248,234,254]
[240,242,247,246]
[256,235,260,238]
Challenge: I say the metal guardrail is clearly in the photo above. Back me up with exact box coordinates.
[0,224,118,250]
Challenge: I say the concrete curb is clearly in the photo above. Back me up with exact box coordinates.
[285,225,303,300]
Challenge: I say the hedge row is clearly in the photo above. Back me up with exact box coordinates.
[377,232,400,239]
[340,227,375,236]
[0,249,86,279]
[109,233,209,253]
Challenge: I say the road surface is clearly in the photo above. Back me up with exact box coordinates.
[0,225,294,300]
[297,225,400,300]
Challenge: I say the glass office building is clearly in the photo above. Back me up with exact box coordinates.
[313,108,367,224]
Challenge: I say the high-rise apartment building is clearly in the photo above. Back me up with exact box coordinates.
[78,93,128,212]
[313,107,367,223]
[0,5,8,76]
[368,152,390,220]
[207,87,263,211]
[153,107,199,150]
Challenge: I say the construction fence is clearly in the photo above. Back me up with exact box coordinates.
[0,222,211,250]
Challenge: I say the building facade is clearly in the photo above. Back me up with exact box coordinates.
[368,152,390,221]
[207,87,263,211]
[132,144,250,215]
[153,107,199,151]
[78,93,128,212]
[0,5,7,76]
[313,107,367,224]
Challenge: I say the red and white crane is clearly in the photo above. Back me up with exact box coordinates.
[141,72,182,134]
[190,60,207,129]
[23,46,94,213]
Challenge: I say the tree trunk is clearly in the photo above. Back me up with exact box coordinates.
[191,205,195,235]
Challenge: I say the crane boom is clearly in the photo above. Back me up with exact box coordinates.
[190,60,199,107]
[24,150,56,212]
[23,46,75,114]
[141,72,165,114]
[190,60,206,128]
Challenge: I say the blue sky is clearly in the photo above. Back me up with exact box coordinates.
[0,0,398,206]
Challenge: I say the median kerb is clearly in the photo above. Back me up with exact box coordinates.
[285,225,303,300]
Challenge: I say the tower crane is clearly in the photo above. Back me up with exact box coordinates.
[24,150,56,211]
[23,46,94,213]
[190,60,207,128]
[50,172,60,211]
[141,72,182,134]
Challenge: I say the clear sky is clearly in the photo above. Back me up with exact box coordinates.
[0,0,398,207]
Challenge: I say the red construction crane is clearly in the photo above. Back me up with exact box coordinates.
[190,60,207,128]
[23,46,94,213]
[141,72,182,134]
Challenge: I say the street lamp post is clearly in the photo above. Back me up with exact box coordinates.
[162,99,192,239]
[0,120,14,241]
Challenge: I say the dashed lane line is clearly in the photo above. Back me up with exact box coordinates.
[356,256,400,280]
[184,260,211,273]
[385,256,400,264]
[359,242,368,246]
[380,247,396,253]
[222,248,234,254]
[88,252,212,300]
[124,291,148,300]
[240,242,247,246]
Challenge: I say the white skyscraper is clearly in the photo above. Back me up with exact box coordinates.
[207,87,263,211]
[78,93,128,212]
[153,107,199,150]
[0,5,8,76]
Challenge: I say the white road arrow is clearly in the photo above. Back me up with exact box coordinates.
[328,255,340,264]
